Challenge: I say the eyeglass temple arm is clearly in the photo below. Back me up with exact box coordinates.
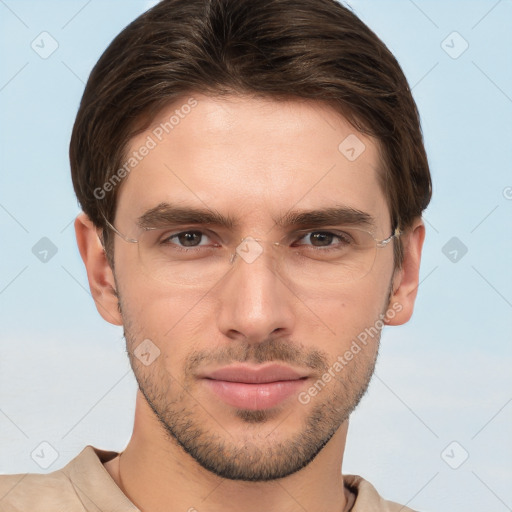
[102,217,139,244]
[378,227,402,247]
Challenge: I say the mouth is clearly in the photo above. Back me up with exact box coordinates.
[198,364,309,410]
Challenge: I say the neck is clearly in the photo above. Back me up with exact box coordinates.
[106,392,350,512]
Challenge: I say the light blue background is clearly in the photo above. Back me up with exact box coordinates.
[0,1,511,510]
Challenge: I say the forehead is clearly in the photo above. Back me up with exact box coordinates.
[116,94,390,232]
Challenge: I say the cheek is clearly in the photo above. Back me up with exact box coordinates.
[300,276,391,356]
[117,272,212,357]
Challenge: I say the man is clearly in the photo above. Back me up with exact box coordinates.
[0,0,431,510]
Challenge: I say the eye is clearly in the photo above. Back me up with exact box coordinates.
[295,231,352,248]
[162,230,213,248]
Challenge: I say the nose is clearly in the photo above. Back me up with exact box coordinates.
[215,240,296,344]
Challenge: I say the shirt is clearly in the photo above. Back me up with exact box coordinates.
[0,446,416,511]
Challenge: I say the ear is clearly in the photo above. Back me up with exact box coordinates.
[74,212,123,326]
[385,218,426,326]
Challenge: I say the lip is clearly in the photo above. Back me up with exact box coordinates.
[201,364,308,383]
[199,364,309,410]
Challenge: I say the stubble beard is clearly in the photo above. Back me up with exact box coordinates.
[123,326,380,482]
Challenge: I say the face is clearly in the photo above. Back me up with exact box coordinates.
[111,94,398,481]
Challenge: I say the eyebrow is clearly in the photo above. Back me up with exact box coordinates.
[136,202,375,231]
[136,203,237,230]
[274,206,375,229]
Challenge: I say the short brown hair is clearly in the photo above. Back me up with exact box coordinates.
[70,0,431,267]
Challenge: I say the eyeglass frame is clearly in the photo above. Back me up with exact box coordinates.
[99,214,401,268]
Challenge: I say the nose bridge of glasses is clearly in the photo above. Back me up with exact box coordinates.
[230,236,282,266]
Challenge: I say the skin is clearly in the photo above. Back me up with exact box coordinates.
[75,94,425,512]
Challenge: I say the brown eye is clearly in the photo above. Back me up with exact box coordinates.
[176,231,203,247]
[161,230,210,248]
[309,232,334,246]
[293,230,354,251]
